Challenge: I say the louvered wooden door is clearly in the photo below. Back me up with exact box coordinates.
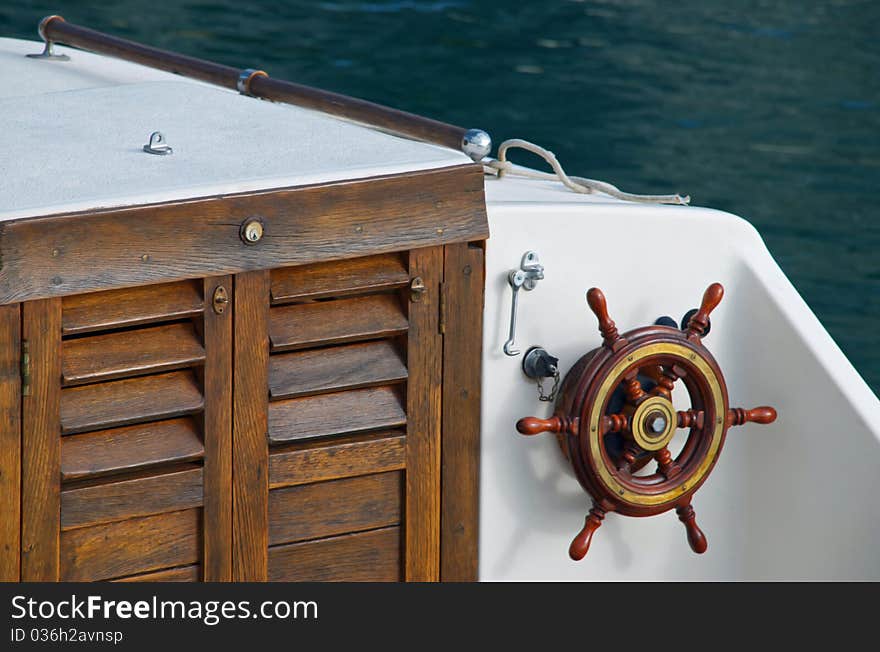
[233,248,443,581]
[19,277,233,581]
[12,244,480,582]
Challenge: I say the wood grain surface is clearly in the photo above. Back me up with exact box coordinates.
[268,527,401,582]
[60,370,204,435]
[268,471,402,546]
[61,280,204,335]
[21,298,62,581]
[271,253,409,304]
[268,385,406,444]
[269,431,406,489]
[62,321,205,386]
[405,247,443,581]
[60,508,201,581]
[0,167,487,305]
[232,271,270,581]
[0,304,21,581]
[61,417,204,481]
[269,294,408,352]
[269,339,407,400]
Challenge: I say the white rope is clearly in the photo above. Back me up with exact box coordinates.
[483,138,689,205]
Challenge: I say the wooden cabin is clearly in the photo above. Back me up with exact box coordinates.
[0,22,486,582]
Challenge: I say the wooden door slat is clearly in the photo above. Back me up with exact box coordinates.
[269,339,407,400]
[268,385,406,445]
[405,246,443,581]
[60,371,204,435]
[268,527,401,582]
[202,276,233,582]
[113,564,201,582]
[62,466,204,530]
[440,243,484,581]
[60,508,201,581]
[268,471,402,546]
[269,431,406,489]
[232,271,270,581]
[270,253,409,304]
[0,304,21,581]
[269,294,407,352]
[62,322,205,386]
[21,298,62,581]
[62,280,204,335]
[61,417,204,481]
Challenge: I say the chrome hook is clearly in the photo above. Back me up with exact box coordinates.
[503,251,544,356]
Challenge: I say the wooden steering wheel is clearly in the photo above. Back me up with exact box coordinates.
[516,283,776,560]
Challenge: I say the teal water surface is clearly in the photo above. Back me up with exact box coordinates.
[3,1,878,393]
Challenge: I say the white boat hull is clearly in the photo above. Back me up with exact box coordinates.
[480,178,880,580]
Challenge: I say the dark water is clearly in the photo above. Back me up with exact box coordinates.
[4,1,878,393]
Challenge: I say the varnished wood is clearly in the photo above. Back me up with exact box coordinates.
[623,375,647,403]
[0,167,487,305]
[61,466,203,530]
[601,413,628,434]
[60,508,201,581]
[21,298,62,581]
[202,276,233,581]
[268,471,402,546]
[676,502,708,554]
[269,294,408,352]
[440,243,484,582]
[405,247,443,581]
[268,527,401,582]
[271,254,409,304]
[518,283,776,562]
[727,406,777,426]
[44,17,470,150]
[61,418,204,481]
[516,416,566,435]
[61,280,204,335]
[686,282,724,339]
[269,431,406,489]
[232,271,270,581]
[60,370,204,435]
[677,409,705,430]
[268,385,406,444]
[569,505,606,561]
[654,448,681,478]
[0,304,21,581]
[113,564,200,582]
[269,339,407,400]
[62,322,205,386]
[586,288,621,350]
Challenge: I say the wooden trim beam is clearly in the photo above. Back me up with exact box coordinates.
[440,242,484,581]
[0,304,21,581]
[0,166,487,306]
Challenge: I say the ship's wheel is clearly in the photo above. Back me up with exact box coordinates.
[516,283,777,560]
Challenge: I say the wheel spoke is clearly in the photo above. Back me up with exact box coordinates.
[654,447,681,478]
[676,409,704,429]
[644,364,677,398]
[676,500,708,554]
[618,442,641,473]
[727,406,777,427]
[586,288,625,351]
[685,283,724,340]
[601,413,628,434]
[623,372,647,404]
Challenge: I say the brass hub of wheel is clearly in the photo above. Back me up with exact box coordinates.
[630,395,676,452]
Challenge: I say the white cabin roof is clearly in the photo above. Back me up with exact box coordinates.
[0,37,470,222]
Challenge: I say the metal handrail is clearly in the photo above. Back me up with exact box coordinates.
[32,15,491,160]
